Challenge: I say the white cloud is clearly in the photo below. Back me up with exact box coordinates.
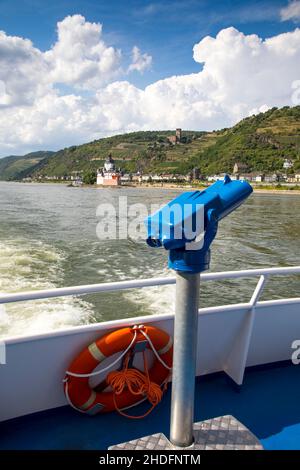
[127,46,152,74]
[280,1,300,21]
[0,14,144,110]
[1,20,300,156]
[45,15,122,90]
[0,80,10,105]
[0,31,50,107]
[192,27,300,118]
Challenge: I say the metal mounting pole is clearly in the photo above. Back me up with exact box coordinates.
[170,271,200,447]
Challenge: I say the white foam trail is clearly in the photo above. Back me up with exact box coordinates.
[124,265,175,316]
[92,246,175,317]
[0,239,94,339]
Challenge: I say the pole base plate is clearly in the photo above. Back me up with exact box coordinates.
[108,415,263,450]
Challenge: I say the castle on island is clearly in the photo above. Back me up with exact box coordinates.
[97,154,121,186]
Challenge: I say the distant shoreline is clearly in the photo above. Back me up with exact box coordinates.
[125,183,300,194]
[3,180,300,195]
[110,182,300,194]
[253,188,300,195]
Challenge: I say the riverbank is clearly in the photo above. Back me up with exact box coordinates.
[5,179,300,194]
[253,188,300,194]
[121,182,300,194]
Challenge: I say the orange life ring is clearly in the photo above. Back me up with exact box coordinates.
[64,325,173,415]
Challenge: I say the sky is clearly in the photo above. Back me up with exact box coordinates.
[0,0,300,156]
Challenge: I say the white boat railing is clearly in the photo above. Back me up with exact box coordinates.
[0,265,299,306]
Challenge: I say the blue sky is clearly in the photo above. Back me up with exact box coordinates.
[1,0,300,155]
[0,0,298,88]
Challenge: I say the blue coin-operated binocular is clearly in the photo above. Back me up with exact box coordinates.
[145,175,253,273]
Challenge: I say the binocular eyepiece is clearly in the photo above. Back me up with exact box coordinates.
[145,175,253,273]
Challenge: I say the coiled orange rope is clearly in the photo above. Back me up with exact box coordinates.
[107,351,167,419]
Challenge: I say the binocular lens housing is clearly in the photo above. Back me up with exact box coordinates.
[145,175,253,273]
[147,237,162,248]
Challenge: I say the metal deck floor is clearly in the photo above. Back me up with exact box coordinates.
[0,361,299,450]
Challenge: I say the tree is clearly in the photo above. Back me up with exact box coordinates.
[83,170,96,185]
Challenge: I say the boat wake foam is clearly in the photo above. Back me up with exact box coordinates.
[0,238,94,339]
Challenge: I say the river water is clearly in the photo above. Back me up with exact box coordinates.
[0,182,299,338]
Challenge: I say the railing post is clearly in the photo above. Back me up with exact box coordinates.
[225,275,268,385]
[249,275,268,308]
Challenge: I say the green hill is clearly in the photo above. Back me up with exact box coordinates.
[191,106,300,175]
[1,105,300,181]
[0,151,54,180]
[22,130,213,179]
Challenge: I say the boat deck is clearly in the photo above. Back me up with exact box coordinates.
[1,361,299,450]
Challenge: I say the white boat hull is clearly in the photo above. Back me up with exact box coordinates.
[1,297,299,422]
